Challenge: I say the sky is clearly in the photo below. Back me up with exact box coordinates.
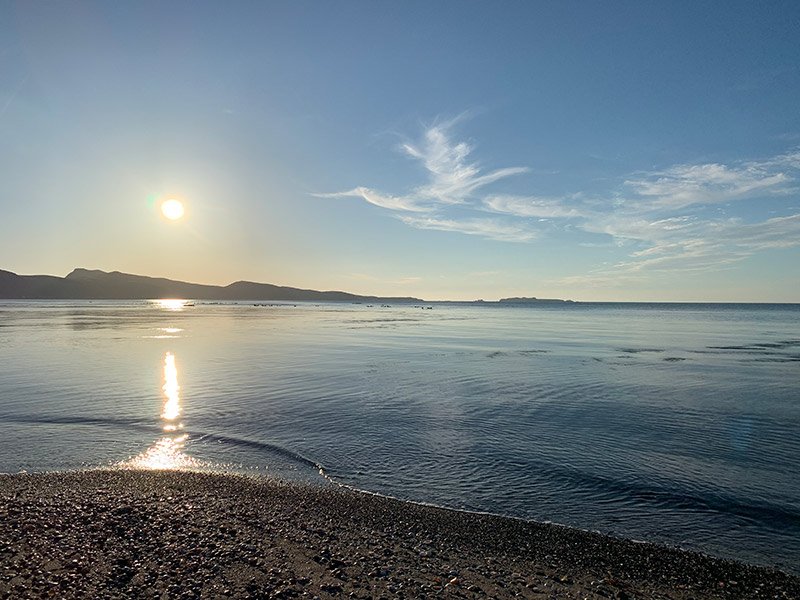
[1,1,799,301]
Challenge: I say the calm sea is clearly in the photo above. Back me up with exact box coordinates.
[0,300,798,573]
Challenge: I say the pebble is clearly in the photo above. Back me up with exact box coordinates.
[0,470,796,600]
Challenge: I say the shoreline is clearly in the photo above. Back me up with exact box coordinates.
[312,466,789,576]
[1,470,797,599]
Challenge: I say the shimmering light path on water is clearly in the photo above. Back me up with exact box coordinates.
[0,300,798,573]
[120,351,203,471]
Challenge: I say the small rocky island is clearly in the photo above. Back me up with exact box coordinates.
[498,296,575,304]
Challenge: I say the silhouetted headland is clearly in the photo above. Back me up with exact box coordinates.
[0,268,422,303]
[0,268,575,304]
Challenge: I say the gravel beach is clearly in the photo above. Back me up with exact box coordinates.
[0,470,796,599]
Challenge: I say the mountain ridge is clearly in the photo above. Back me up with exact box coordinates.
[0,268,423,302]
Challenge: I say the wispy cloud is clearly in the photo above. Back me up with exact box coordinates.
[315,187,432,212]
[484,195,584,219]
[622,155,797,210]
[556,212,800,287]
[712,213,800,250]
[320,118,800,281]
[398,215,537,242]
[554,152,800,282]
[390,276,423,285]
[315,120,530,240]
[400,125,528,205]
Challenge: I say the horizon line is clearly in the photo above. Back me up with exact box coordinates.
[2,266,798,305]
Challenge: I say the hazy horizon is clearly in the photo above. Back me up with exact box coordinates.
[4,266,800,304]
[2,2,799,302]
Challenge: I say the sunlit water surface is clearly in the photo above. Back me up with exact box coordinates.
[0,300,798,573]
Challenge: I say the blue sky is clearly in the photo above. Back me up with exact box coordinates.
[1,1,799,301]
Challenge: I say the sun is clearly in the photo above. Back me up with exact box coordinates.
[161,199,185,220]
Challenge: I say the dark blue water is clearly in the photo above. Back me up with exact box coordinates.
[0,300,798,573]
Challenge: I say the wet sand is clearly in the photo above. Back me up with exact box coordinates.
[0,470,796,599]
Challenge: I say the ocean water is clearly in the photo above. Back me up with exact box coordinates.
[0,300,798,573]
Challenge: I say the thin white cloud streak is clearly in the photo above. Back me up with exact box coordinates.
[398,215,536,242]
[711,213,800,249]
[582,215,703,243]
[320,121,800,278]
[552,152,800,282]
[316,122,529,239]
[557,213,800,287]
[484,195,584,218]
[556,242,746,287]
[585,200,800,249]
[613,242,742,273]
[390,276,423,285]
[622,155,797,210]
[315,187,431,212]
[401,125,528,205]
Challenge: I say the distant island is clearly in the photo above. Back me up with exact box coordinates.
[498,296,574,304]
[0,268,423,303]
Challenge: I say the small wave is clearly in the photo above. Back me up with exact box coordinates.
[487,349,549,358]
[0,414,152,431]
[538,462,800,531]
[707,345,779,352]
[345,318,423,324]
[759,340,800,349]
[750,355,800,363]
[617,348,665,354]
[190,432,322,471]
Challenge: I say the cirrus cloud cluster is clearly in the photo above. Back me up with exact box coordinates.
[317,120,800,285]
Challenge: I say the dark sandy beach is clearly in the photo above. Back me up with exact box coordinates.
[0,471,796,599]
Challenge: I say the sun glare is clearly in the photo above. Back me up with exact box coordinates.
[161,199,184,220]
[117,351,206,471]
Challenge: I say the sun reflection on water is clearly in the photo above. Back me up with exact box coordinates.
[126,435,203,470]
[143,328,185,340]
[153,299,190,311]
[161,352,181,423]
[119,351,205,470]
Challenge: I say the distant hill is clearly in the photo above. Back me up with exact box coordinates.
[0,268,423,303]
[498,296,573,303]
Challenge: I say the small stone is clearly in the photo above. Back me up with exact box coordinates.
[43,560,63,572]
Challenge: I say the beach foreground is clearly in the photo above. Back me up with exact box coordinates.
[0,471,796,600]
